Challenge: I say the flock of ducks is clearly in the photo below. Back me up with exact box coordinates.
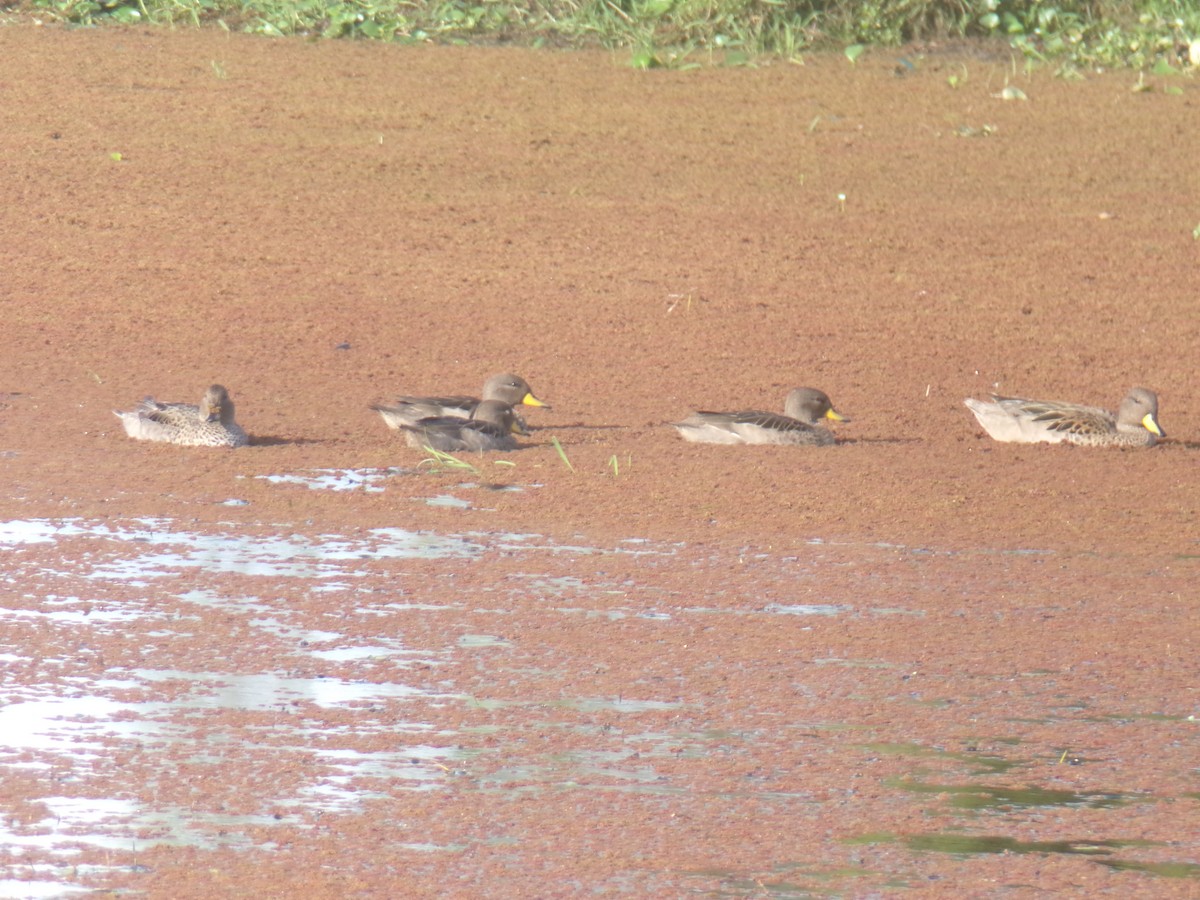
[112,377,1167,450]
[369,373,547,452]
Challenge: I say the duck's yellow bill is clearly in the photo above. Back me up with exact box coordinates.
[825,409,847,422]
[1143,413,1164,437]
[522,393,548,408]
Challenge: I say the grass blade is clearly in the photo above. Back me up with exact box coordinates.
[550,436,575,473]
[417,446,480,475]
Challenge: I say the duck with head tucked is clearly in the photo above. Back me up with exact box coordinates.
[114,384,248,447]
[372,373,549,431]
[964,387,1164,447]
[401,399,528,452]
[673,387,849,446]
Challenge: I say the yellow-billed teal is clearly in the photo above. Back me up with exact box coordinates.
[965,387,1164,447]
[402,400,527,452]
[673,387,848,446]
[373,373,548,430]
[114,384,248,448]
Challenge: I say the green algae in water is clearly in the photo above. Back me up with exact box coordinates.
[862,741,1019,775]
[1098,859,1200,879]
[906,834,1125,856]
[850,832,1129,857]
[891,779,1136,810]
[852,833,1200,881]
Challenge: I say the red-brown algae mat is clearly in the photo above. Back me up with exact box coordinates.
[1,23,1198,897]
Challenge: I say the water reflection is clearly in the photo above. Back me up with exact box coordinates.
[0,515,1182,889]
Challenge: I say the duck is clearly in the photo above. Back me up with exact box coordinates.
[673,387,848,446]
[964,387,1164,447]
[401,400,527,452]
[114,384,248,447]
[372,373,549,430]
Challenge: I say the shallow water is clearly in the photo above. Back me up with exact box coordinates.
[0,513,1194,895]
[255,467,404,493]
[0,516,696,862]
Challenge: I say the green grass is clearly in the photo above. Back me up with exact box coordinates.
[16,0,1200,70]
[416,447,519,475]
[549,436,575,473]
[416,445,480,475]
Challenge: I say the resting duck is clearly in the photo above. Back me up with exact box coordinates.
[673,387,848,446]
[114,384,248,447]
[373,373,548,430]
[964,387,1164,447]
[400,400,528,452]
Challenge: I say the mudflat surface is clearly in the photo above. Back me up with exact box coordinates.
[1,23,1199,897]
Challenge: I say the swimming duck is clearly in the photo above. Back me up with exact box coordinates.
[673,387,848,446]
[964,387,1164,447]
[401,400,527,452]
[373,373,548,430]
[114,384,248,447]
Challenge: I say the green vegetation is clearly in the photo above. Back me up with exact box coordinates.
[417,445,480,475]
[549,436,575,473]
[416,447,520,475]
[17,0,1200,70]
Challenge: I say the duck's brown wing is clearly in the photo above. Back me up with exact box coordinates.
[992,396,1115,436]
